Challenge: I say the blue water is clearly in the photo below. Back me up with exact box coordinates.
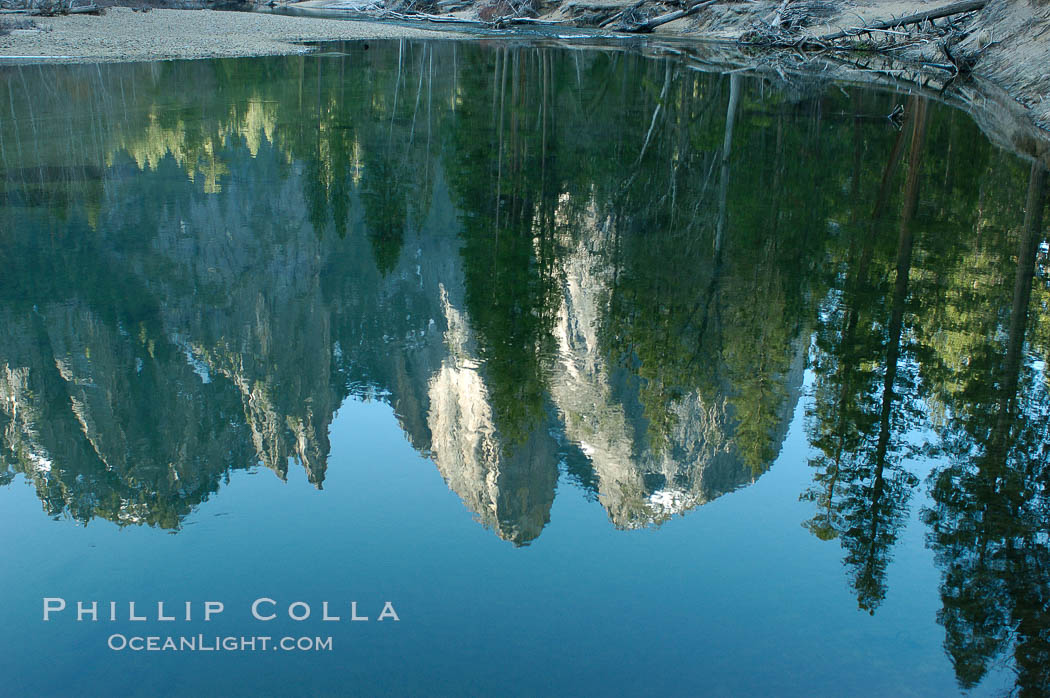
[0,391,992,697]
[0,41,1045,696]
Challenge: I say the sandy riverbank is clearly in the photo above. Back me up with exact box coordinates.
[0,7,462,62]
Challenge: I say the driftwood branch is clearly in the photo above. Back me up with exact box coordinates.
[598,0,645,28]
[770,0,789,28]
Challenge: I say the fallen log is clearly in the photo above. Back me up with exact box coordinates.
[29,3,100,15]
[377,9,481,22]
[495,15,569,24]
[818,0,987,41]
[566,1,625,9]
[621,0,718,32]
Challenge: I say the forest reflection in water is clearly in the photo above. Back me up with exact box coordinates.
[0,41,1048,695]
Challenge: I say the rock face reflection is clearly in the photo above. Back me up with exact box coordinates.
[1,42,1049,694]
[0,46,808,541]
[428,283,558,544]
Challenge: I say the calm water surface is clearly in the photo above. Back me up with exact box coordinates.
[1,40,1048,697]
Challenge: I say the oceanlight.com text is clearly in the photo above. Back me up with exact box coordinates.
[107,634,334,652]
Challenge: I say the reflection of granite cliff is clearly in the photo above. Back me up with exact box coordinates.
[0,301,255,528]
[133,149,339,486]
[0,140,562,538]
[548,215,805,529]
[427,285,558,545]
[0,145,350,524]
[0,62,801,538]
[0,149,802,536]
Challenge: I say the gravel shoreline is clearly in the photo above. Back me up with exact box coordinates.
[0,8,464,62]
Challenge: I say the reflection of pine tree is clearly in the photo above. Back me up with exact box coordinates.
[923,162,1050,696]
[361,153,407,275]
[360,42,440,273]
[803,98,931,612]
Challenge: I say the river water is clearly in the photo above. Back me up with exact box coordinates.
[0,40,1047,696]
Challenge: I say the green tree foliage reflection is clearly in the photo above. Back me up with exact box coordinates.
[802,98,933,612]
[922,162,1050,696]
